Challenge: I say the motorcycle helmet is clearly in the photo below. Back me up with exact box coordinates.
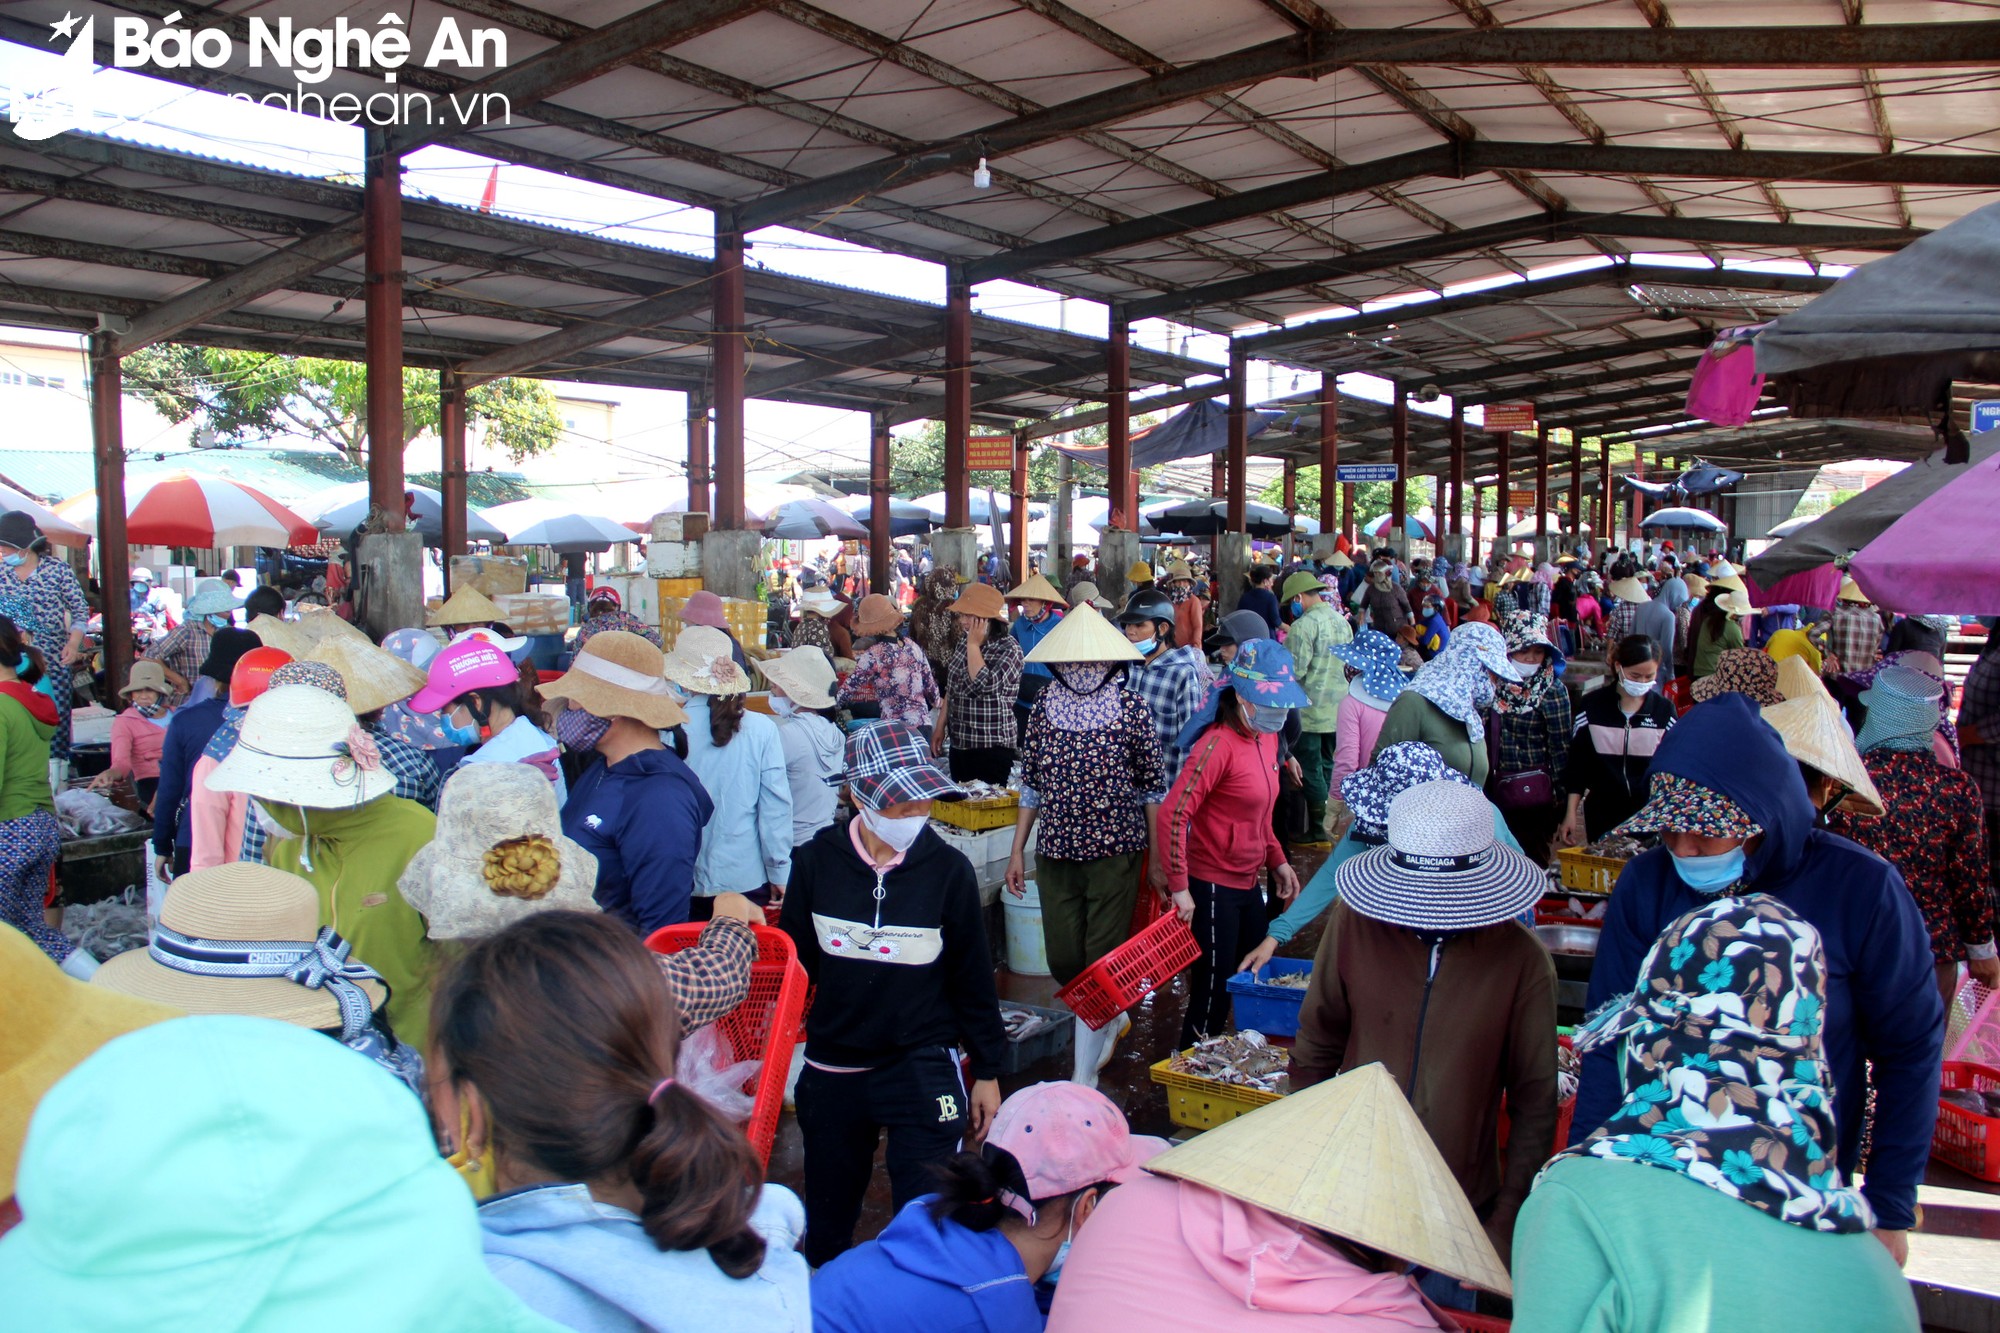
[1116,588,1176,629]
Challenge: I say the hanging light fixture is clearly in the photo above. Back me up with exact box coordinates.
[971,157,991,189]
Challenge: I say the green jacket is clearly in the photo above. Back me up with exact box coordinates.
[263,795,439,1049]
[0,682,55,823]
[1691,616,1745,680]
[1286,603,1352,734]
[1372,688,1490,786]
[1514,1156,1919,1332]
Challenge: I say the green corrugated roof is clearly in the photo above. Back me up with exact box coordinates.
[0,449,539,512]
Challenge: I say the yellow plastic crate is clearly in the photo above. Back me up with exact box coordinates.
[659,593,765,654]
[1557,846,1627,896]
[930,792,1019,832]
[1149,1051,1288,1131]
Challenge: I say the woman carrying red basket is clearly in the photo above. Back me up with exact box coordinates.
[1161,637,1305,1047]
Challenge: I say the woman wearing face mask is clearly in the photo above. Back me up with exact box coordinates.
[761,646,846,849]
[409,638,565,804]
[1162,639,1308,1045]
[1558,634,1677,846]
[543,632,714,935]
[143,577,243,706]
[778,721,1006,1267]
[1371,621,1523,785]
[1004,607,1166,1087]
[813,1082,1163,1333]
[1575,694,1943,1268]
[1411,589,1452,659]
[94,659,176,811]
[935,582,1025,785]
[1487,612,1574,863]
[0,514,91,775]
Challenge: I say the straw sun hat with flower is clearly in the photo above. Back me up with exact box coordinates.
[397,764,598,940]
[541,631,688,729]
[662,625,751,696]
[204,683,396,810]
[759,645,838,709]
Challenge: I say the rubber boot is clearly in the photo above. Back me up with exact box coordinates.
[1070,1016,1112,1089]
[59,948,99,981]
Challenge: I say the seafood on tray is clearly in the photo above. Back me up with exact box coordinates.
[1000,1006,1059,1042]
[1169,1031,1290,1095]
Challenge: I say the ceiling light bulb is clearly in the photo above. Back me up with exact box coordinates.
[971,157,991,189]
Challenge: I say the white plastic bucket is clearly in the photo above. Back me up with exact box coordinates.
[1004,879,1050,976]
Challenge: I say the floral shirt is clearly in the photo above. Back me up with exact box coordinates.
[574,610,662,653]
[1827,748,1994,960]
[837,637,939,730]
[1016,688,1167,861]
[0,556,89,652]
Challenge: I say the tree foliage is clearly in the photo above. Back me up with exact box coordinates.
[122,346,563,465]
[887,417,1166,499]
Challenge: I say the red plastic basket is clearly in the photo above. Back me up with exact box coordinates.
[645,923,809,1168]
[1450,1315,1510,1332]
[1056,912,1201,1030]
[1662,676,1694,715]
[1932,1061,2000,1183]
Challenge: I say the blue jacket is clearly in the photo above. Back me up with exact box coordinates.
[1010,608,1061,679]
[150,695,226,856]
[563,746,713,934]
[1573,694,1942,1230]
[1237,586,1282,639]
[481,1182,810,1333]
[812,1196,1042,1333]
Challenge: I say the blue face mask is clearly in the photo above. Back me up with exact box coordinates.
[206,614,232,629]
[1671,846,1747,893]
[1131,637,1156,657]
[1,554,22,568]
[439,710,481,748]
[1289,599,1303,617]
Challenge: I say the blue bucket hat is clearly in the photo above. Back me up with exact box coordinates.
[1173,638,1310,750]
[1855,664,1944,755]
[1340,741,1474,830]
[1330,629,1410,704]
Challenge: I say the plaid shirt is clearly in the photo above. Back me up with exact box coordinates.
[1962,651,2000,815]
[657,915,757,1033]
[945,631,1023,750]
[1129,644,1210,779]
[144,619,215,703]
[1604,599,1639,646]
[1493,688,1575,798]
[1828,604,1883,675]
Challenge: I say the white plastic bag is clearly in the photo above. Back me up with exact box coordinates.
[673,1024,761,1124]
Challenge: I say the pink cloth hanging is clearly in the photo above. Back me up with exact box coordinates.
[1685,336,1766,427]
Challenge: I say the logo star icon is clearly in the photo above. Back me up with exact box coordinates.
[51,12,81,41]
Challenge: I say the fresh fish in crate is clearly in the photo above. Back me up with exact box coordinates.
[1000,1006,1056,1041]
[1170,1031,1291,1094]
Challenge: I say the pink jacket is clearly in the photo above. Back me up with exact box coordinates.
[1330,690,1391,797]
[187,754,249,872]
[108,709,168,782]
[1048,1174,1442,1332]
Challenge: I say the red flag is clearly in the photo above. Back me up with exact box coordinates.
[478,164,499,214]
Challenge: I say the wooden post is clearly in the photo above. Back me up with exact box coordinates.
[89,331,132,694]
[713,226,746,531]
[686,394,711,519]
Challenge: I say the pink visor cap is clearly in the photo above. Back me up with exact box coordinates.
[409,639,520,713]
[987,1081,1168,1221]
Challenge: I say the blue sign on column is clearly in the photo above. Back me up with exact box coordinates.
[1973,401,2000,434]
[1335,464,1399,483]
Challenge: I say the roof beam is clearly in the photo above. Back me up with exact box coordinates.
[383,0,765,155]
[743,326,944,398]
[735,24,2000,230]
[1460,354,1707,407]
[1423,330,1712,390]
[1126,205,1922,317]
[108,222,363,353]
[453,285,713,386]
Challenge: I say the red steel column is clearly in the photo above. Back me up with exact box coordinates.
[1342,481,1355,546]
[1599,436,1613,552]
[713,227,746,531]
[686,394,711,518]
[1226,343,1248,532]
[1494,428,1513,556]
[1471,475,1484,554]
[439,369,467,591]
[89,332,132,694]
[1318,373,1338,540]
[869,412,891,594]
[1282,459,1298,559]
[1010,429,1029,586]
[1569,436,1585,549]
[1390,386,1409,547]
[944,270,972,530]
[1626,451,1646,544]
[1448,402,1465,539]
[1210,454,1225,567]
[1107,309,1134,530]
[364,131,405,530]
[1534,421,1551,547]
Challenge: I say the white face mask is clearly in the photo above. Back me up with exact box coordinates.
[860,806,927,852]
[1619,676,1654,698]
[769,695,799,716]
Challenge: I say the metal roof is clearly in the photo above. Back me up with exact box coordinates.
[3,0,1998,460]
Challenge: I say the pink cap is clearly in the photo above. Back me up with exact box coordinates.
[987,1082,1167,1220]
[410,639,519,713]
[681,590,728,628]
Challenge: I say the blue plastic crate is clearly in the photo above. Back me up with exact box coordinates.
[1226,958,1313,1037]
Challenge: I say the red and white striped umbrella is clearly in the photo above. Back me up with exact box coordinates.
[57,472,319,547]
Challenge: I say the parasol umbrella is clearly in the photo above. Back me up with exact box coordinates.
[1505,512,1588,539]
[1085,496,1160,539]
[0,480,88,548]
[911,492,1045,525]
[58,472,318,547]
[1765,515,1816,540]
[481,499,638,554]
[762,498,867,541]
[1746,431,2000,584]
[1846,451,2000,612]
[1144,498,1296,539]
[839,494,933,538]
[304,482,506,547]
[1639,506,1726,534]
[1361,513,1436,542]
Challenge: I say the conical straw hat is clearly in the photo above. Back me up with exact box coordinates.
[1762,694,1885,818]
[291,609,372,653]
[428,584,505,627]
[1145,1062,1512,1296]
[1010,573,1066,604]
[248,615,313,659]
[1774,654,1826,706]
[305,634,429,715]
[1024,603,1142,665]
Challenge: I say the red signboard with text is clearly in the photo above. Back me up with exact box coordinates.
[1483,403,1537,433]
[968,435,1015,470]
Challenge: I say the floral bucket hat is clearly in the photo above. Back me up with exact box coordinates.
[1691,648,1783,706]
[1220,638,1311,710]
[1339,740,1473,830]
[1614,771,1761,841]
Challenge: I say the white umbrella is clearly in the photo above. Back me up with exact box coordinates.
[58,472,317,547]
[911,491,1046,525]
[0,480,89,548]
[304,482,506,546]
[482,499,639,553]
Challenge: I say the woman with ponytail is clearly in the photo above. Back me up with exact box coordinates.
[428,910,809,1333]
